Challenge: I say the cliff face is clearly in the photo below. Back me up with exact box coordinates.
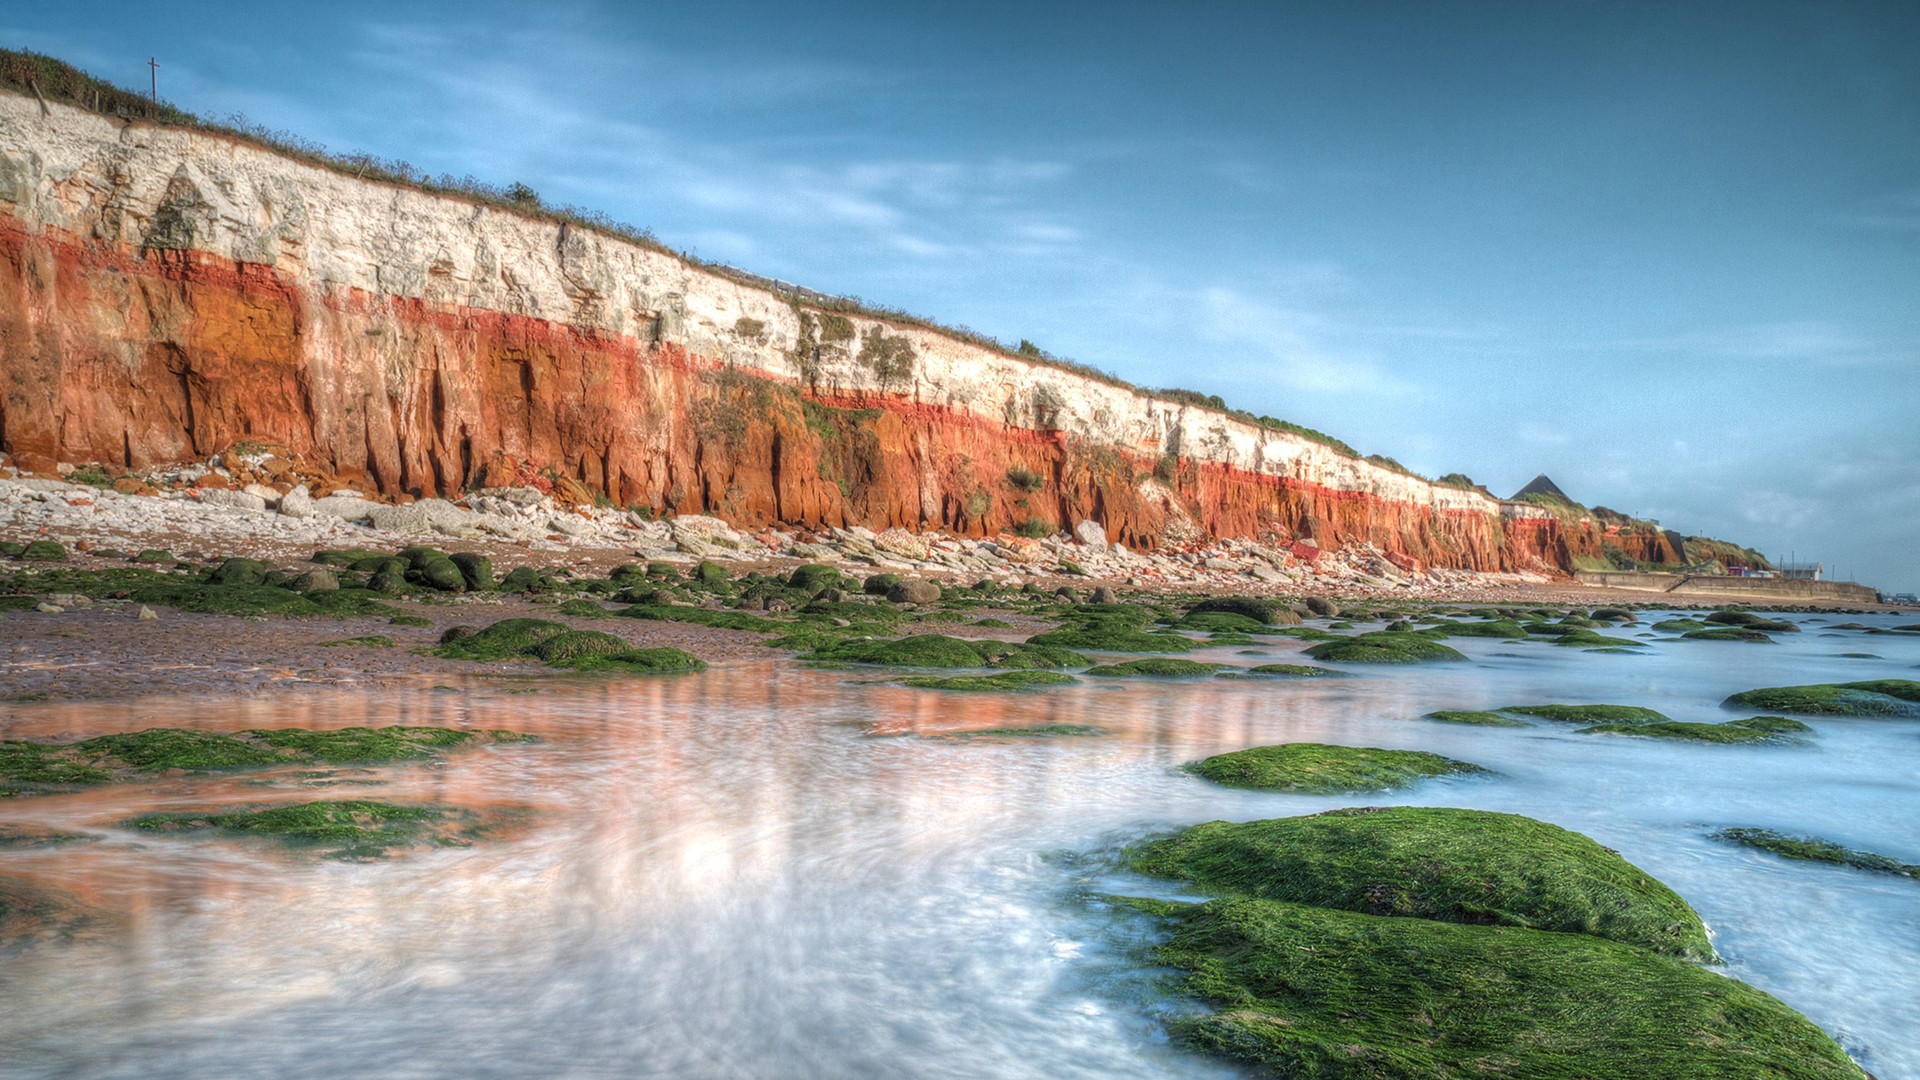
[0,91,1679,572]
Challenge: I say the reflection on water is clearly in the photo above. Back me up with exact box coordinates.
[1,614,1916,1078]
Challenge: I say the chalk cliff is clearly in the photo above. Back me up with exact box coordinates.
[0,88,1691,573]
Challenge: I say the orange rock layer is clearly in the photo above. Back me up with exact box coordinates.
[0,222,1668,573]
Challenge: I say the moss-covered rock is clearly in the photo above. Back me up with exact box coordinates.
[432,618,570,660]
[618,604,781,631]
[787,564,843,592]
[1151,897,1865,1080]
[449,552,494,591]
[498,566,545,593]
[1722,680,1920,717]
[1185,596,1300,625]
[2,726,530,795]
[19,540,69,562]
[1504,704,1670,725]
[1423,709,1532,727]
[804,634,989,668]
[1186,743,1484,794]
[556,646,707,674]
[315,635,394,648]
[1653,618,1710,632]
[555,598,611,618]
[1578,717,1810,744]
[1229,663,1343,678]
[1706,610,1800,632]
[1131,807,1713,959]
[898,671,1078,691]
[127,799,497,859]
[1684,627,1776,643]
[1421,618,1529,638]
[1084,658,1226,677]
[1304,632,1467,664]
[1712,827,1917,879]
[1026,625,1200,653]
[1172,610,1271,634]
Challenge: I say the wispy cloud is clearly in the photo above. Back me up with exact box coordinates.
[1188,287,1417,396]
[1621,320,1904,367]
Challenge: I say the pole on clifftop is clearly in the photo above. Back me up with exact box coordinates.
[148,57,158,107]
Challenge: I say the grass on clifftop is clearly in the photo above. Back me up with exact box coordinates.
[1130,806,1714,959]
[1151,897,1865,1080]
[1185,744,1485,794]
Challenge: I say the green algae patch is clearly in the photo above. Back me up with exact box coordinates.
[1550,628,1649,648]
[1684,627,1777,643]
[316,635,394,648]
[617,604,780,632]
[1421,618,1528,639]
[433,618,570,660]
[1171,611,1270,634]
[1223,663,1344,679]
[1026,626,1199,652]
[126,800,500,859]
[555,598,612,618]
[805,634,1085,669]
[1303,632,1467,664]
[554,647,707,674]
[1578,718,1810,744]
[1504,704,1670,725]
[2,726,533,795]
[899,671,1077,691]
[1423,709,1532,727]
[939,723,1104,738]
[1153,897,1865,1080]
[1186,743,1484,794]
[1712,827,1917,879]
[1722,680,1920,717]
[1131,806,1713,959]
[1654,618,1710,632]
[1084,659,1226,677]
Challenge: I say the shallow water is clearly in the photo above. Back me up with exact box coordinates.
[1,612,1916,1078]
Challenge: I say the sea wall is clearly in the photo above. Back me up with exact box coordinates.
[1574,572,1880,604]
[0,90,1681,570]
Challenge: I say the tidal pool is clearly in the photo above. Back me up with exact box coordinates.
[0,610,1915,1078]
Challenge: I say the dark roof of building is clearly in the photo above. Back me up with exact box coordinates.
[1511,474,1572,502]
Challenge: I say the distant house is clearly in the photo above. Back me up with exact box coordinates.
[1778,562,1823,581]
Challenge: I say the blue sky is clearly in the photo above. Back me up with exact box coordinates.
[9,1,1918,591]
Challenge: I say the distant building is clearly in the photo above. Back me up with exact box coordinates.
[1778,562,1823,581]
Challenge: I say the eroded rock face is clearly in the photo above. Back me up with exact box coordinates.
[0,92,1683,573]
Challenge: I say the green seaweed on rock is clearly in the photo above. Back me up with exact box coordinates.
[1712,827,1917,879]
[1304,632,1467,664]
[1185,743,1484,794]
[1722,680,1920,717]
[1130,806,1714,959]
[1152,898,1865,1080]
[1084,659,1226,677]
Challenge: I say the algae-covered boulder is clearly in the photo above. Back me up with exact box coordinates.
[804,634,1079,669]
[1580,717,1811,744]
[1304,631,1467,664]
[1723,680,1920,717]
[1084,658,1226,677]
[1186,743,1485,794]
[1684,627,1776,643]
[1131,806,1713,959]
[1232,664,1342,678]
[1504,703,1669,725]
[787,564,843,592]
[1185,596,1300,625]
[20,540,69,562]
[1172,611,1269,634]
[886,579,942,605]
[432,618,570,660]
[862,572,902,596]
[127,800,498,859]
[1712,827,1917,879]
[498,566,545,593]
[209,557,270,586]
[450,552,494,591]
[1423,709,1532,727]
[1027,625,1199,653]
[409,555,467,592]
[1153,897,1866,1080]
[898,671,1077,691]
